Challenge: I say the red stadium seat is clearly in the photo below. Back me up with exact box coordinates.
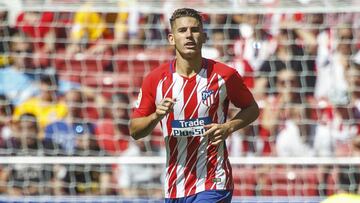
[295,167,319,196]
[326,168,338,196]
[261,167,293,196]
[112,48,172,73]
[110,48,172,90]
[95,119,129,155]
[57,70,81,83]
[54,50,112,73]
[113,58,163,74]
[232,166,257,196]
[260,167,319,196]
[81,72,134,97]
[83,102,100,120]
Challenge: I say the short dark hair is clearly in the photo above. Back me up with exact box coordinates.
[169,8,203,29]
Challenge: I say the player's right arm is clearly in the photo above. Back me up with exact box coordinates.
[130,98,175,140]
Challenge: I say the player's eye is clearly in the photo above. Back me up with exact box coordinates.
[178,27,187,32]
[191,27,200,33]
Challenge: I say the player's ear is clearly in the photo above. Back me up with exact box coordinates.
[168,33,175,45]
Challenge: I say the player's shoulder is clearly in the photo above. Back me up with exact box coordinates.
[207,58,237,77]
[143,61,172,82]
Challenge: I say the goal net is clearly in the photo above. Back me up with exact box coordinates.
[0,0,359,202]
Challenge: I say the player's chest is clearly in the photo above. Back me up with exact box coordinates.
[159,74,227,113]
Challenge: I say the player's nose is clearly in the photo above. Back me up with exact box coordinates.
[185,28,193,37]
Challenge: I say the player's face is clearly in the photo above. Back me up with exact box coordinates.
[168,17,206,59]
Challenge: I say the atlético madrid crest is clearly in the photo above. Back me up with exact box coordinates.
[201,89,214,106]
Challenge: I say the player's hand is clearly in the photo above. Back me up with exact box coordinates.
[203,123,231,146]
[154,98,176,120]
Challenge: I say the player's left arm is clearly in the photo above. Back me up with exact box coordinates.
[204,101,259,146]
[204,69,259,146]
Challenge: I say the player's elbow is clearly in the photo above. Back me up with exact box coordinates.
[130,130,142,140]
[129,124,140,140]
[250,101,260,122]
[129,120,146,140]
[130,133,142,140]
[254,102,260,118]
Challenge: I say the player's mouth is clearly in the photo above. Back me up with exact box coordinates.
[184,42,196,48]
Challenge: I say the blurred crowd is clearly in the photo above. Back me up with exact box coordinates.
[0,0,359,197]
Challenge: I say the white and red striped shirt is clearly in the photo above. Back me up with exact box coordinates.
[132,58,254,198]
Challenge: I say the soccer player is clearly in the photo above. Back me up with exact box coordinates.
[130,8,259,202]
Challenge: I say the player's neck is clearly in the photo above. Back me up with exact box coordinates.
[175,56,202,78]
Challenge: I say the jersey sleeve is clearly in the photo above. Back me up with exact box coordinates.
[226,70,255,109]
[132,74,157,118]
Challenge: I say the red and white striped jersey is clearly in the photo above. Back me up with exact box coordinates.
[132,58,255,198]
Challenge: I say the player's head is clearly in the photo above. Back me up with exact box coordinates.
[168,8,207,59]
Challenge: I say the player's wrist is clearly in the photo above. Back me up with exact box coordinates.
[151,112,163,122]
[223,122,234,135]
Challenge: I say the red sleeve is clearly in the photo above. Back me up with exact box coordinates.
[132,74,157,118]
[226,70,255,109]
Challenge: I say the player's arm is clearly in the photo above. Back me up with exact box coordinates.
[223,100,259,133]
[204,69,259,145]
[204,101,259,145]
[130,98,176,140]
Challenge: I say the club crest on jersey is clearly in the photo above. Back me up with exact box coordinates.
[201,89,214,106]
